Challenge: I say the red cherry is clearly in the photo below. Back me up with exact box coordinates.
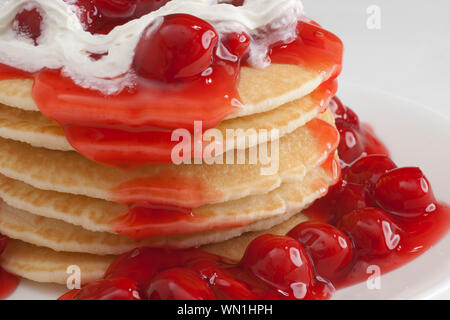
[222,32,251,61]
[186,259,259,300]
[73,278,141,300]
[344,155,397,188]
[69,0,103,33]
[333,183,374,223]
[329,97,359,129]
[133,14,219,82]
[134,0,172,17]
[231,0,245,6]
[0,235,8,255]
[241,234,314,299]
[337,126,364,164]
[70,0,171,34]
[338,208,402,258]
[105,247,214,292]
[374,167,437,218]
[12,7,43,45]
[288,222,354,281]
[146,267,215,300]
[104,248,176,292]
[94,0,137,18]
[328,96,345,117]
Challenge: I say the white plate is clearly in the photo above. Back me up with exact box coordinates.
[6,84,450,300]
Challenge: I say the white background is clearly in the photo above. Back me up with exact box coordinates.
[304,0,450,119]
[303,0,450,299]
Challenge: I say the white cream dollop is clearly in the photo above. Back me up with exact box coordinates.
[0,0,304,94]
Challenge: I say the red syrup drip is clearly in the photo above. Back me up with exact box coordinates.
[0,63,32,80]
[0,20,343,168]
[110,118,339,239]
[270,20,343,81]
[60,96,450,300]
[0,235,19,300]
[111,117,340,239]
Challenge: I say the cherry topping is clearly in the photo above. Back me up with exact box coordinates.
[329,96,359,129]
[133,0,172,17]
[337,126,365,164]
[69,0,171,34]
[12,7,43,45]
[72,278,141,300]
[133,14,219,82]
[0,234,8,255]
[343,155,397,188]
[338,208,402,258]
[94,0,138,18]
[230,0,245,6]
[186,259,259,300]
[222,32,251,61]
[374,167,437,218]
[330,97,389,165]
[288,222,353,281]
[241,235,314,299]
[333,183,374,223]
[104,247,215,292]
[146,268,216,300]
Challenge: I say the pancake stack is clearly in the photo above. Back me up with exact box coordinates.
[0,63,340,285]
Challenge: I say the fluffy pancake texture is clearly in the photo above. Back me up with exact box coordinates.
[0,211,310,285]
[0,161,336,254]
[0,93,320,153]
[0,110,337,209]
[0,152,336,236]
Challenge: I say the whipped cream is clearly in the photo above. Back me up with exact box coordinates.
[0,0,304,94]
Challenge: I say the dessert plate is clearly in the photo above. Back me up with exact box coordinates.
[7,84,450,300]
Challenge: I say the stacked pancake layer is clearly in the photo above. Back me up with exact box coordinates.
[0,64,340,285]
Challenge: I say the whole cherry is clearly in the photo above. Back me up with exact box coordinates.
[344,155,397,188]
[374,167,437,218]
[72,278,141,300]
[336,126,365,165]
[146,267,215,300]
[333,183,374,223]
[222,32,251,61]
[94,0,138,18]
[241,234,314,299]
[133,14,219,82]
[287,222,354,281]
[186,259,259,300]
[329,97,359,129]
[338,207,402,258]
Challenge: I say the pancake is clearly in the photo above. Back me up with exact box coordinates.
[0,212,310,285]
[0,64,322,119]
[0,92,321,153]
[0,110,338,209]
[0,239,115,285]
[0,149,337,236]
[0,160,336,254]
